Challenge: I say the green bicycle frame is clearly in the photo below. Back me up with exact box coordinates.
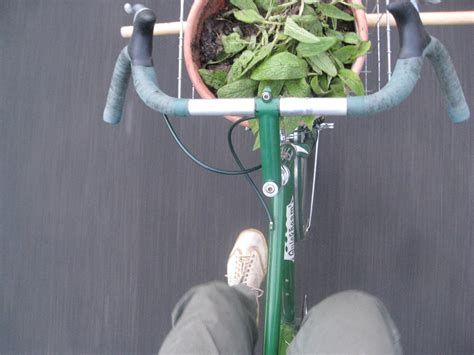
[257,91,315,355]
[102,4,470,355]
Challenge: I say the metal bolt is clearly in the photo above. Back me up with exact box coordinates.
[263,182,278,197]
[262,91,272,102]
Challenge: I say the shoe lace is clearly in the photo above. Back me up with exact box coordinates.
[232,254,264,298]
[235,255,253,283]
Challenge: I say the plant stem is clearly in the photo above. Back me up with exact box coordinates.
[299,0,305,17]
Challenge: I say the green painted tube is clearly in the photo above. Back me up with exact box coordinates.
[280,144,296,325]
[263,191,286,355]
[257,95,281,195]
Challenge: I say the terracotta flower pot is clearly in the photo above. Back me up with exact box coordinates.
[184,0,368,124]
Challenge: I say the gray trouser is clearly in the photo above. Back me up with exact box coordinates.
[159,281,402,355]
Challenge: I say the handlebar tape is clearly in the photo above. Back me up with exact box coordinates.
[348,2,469,123]
[103,7,189,123]
[132,65,189,116]
[424,37,470,123]
[103,47,131,124]
[127,7,189,116]
[347,57,423,117]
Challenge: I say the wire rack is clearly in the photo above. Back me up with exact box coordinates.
[175,0,399,98]
[362,0,393,94]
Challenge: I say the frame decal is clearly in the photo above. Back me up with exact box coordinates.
[284,197,295,262]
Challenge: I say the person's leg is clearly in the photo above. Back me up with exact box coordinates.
[159,229,267,355]
[288,290,402,355]
[159,281,257,354]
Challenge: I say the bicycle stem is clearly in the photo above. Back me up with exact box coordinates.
[257,90,281,198]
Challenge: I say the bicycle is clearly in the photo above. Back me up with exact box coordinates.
[103,1,469,354]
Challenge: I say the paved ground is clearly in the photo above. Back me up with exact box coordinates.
[1,0,472,353]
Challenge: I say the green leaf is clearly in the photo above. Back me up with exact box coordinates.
[297,15,319,24]
[330,52,344,70]
[255,0,273,11]
[343,32,360,45]
[325,28,345,41]
[228,50,254,83]
[285,78,311,98]
[320,75,330,91]
[257,80,285,96]
[296,37,338,57]
[309,67,323,75]
[247,119,261,150]
[310,76,330,96]
[338,68,364,96]
[318,3,354,21]
[356,40,371,57]
[302,17,323,36]
[340,1,365,10]
[281,114,317,134]
[281,116,306,134]
[301,116,319,128]
[230,0,259,12]
[302,4,317,15]
[251,52,308,81]
[222,33,247,54]
[284,17,321,44]
[234,9,266,24]
[217,78,258,98]
[306,52,337,77]
[198,69,228,90]
[248,117,259,135]
[252,131,261,150]
[248,35,257,51]
[327,78,345,97]
[333,44,359,63]
[206,51,233,65]
[240,42,275,77]
[333,41,371,63]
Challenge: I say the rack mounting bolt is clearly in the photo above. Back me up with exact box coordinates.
[262,91,272,102]
[263,182,278,197]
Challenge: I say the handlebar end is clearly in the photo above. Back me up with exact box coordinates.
[103,47,132,125]
[447,105,470,124]
[103,109,122,125]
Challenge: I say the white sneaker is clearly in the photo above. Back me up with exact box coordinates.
[226,228,268,296]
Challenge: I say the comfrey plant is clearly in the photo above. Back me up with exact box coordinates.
[198,0,370,148]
